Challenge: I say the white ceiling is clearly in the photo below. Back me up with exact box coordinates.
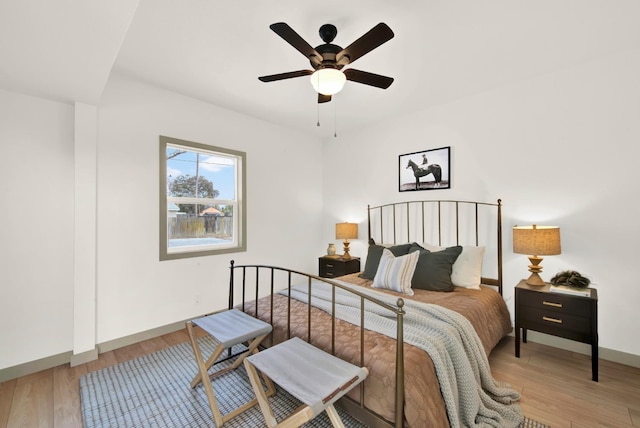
[2,0,639,138]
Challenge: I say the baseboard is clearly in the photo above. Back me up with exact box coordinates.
[600,347,640,369]
[70,347,99,367]
[0,351,72,383]
[97,320,187,354]
[512,331,640,369]
[0,319,190,383]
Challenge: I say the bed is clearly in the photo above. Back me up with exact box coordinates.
[228,199,521,428]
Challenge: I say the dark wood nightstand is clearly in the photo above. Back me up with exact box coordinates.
[515,280,599,381]
[318,256,361,278]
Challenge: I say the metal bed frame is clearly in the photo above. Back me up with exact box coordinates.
[228,199,503,427]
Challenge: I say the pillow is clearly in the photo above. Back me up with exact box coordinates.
[360,242,414,280]
[409,243,462,292]
[372,249,420,295]
[421,244,485,289]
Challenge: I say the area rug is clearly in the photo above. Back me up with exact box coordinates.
[80,336,548,427]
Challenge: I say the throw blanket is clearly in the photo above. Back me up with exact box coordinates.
[279,280,523,428]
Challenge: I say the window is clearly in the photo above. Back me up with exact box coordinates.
[159,136,246,260]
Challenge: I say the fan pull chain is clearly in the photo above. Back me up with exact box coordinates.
[334,96,338,138]
[316,72,321,127]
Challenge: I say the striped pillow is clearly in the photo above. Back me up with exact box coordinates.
[372,248,420,295]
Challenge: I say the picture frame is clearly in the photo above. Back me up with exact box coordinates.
[399,147,451,192]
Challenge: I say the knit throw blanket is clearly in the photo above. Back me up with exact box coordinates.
[279,280,523,428]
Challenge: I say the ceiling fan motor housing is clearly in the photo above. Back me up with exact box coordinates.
[313,43,344,70]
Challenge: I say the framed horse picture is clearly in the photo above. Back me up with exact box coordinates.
[399,147,451,192]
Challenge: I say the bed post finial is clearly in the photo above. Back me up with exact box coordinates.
[367,204,372,243]
[229,260,235,310]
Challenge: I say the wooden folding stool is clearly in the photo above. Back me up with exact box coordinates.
[186,309,275,427]
[244,337,369,428]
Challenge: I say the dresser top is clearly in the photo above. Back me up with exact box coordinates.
[516,279,597,300]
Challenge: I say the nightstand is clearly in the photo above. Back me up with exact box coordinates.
[515,280,598,381]
[318,256,361,278]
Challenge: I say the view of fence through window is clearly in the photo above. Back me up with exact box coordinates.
[162,137,244,258]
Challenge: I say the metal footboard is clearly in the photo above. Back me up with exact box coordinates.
[229,262,406,428]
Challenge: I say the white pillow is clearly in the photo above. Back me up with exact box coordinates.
[422,244,485,290]
[372,248,419,295]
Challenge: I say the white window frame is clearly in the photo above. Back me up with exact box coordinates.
[159,136,246,260]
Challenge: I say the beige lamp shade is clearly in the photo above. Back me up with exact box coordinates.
[513,224,561,286]
[336,222,358,259]
[513,225,561,256]
[335,222,358,240]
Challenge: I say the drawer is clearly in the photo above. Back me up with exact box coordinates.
[519,289,591,317]
[518,305,591,335]
[320,261,345,278]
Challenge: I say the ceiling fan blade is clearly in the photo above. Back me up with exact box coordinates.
[344,68,394,89]
[259,70,313,82]
[270,22,323,66]
[336,23,394,65]
[318,94,332,103]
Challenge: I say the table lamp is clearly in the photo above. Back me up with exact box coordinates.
[336,222,358,260]
[513,224,561,286]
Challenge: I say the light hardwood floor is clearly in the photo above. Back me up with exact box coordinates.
[1,331,639,427]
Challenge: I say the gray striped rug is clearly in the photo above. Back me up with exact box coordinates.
[79,336,548,427]
[80,336,365,427]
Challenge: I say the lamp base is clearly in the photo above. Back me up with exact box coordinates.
[342,240,352,260]
[525,272,546,286]
[525,255,546,286]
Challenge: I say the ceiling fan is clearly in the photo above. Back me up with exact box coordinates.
[258,22,395,103]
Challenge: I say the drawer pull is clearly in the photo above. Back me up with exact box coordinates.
[326,264,334,268]
[543,301,562,308]
[542,316,562,324]
[326,273,334,277]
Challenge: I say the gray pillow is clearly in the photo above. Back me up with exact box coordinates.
[409,243,462,292]
[360,241,414,280]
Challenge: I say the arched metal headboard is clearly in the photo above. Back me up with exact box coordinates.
[367,199,503,295]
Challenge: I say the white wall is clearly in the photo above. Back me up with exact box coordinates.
[322,48,640,357]
[0,73,324,370]
[0,89,75,368]
[95,73,324,344]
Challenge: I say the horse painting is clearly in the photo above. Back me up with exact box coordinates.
[406,159,442,190]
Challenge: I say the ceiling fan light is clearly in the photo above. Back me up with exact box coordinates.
[310,68,346,95]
